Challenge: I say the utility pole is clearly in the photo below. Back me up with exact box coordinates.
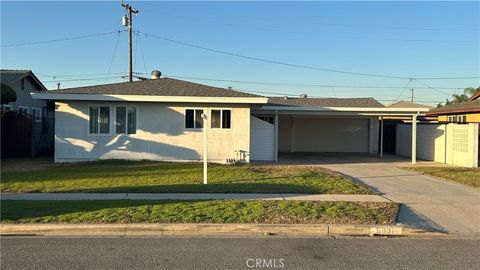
[410,88,414,102]
[121,1,138,82]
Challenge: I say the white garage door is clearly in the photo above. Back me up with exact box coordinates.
[250,116,275,161]
[292,118,369,152]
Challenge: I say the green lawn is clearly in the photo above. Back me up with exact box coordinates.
[405,166,480,188]
[1,160,373,194]
[0,200,398,225]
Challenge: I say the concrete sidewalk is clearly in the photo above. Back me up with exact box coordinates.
[0,193,391,202]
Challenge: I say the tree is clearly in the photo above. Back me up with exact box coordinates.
[0,83,17,105]
[437,86,479,108]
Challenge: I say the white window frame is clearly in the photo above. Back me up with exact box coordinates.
[210,108,232,130]
[114,105,138,135]
[18,106,30,115]
[1,105,13,111]
[185,108,205,130]
[31,107,42,122]
[88,105,112,136]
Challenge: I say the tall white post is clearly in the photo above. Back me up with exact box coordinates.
[202,113,208,184]
[380,116,384,158]
[411,114,417,165]
[274,112,279,162]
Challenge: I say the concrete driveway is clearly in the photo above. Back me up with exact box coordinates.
[277,153,480,237]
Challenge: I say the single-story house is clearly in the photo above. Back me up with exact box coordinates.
[33,76,430,164]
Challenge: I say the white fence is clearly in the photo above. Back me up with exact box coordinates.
[396,123,479,167]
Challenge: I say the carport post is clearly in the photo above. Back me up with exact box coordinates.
[380,116,384,158]
[201,113,208,184]
[274,111,279,162]
[411,114,418,165]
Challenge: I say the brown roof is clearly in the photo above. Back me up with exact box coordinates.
[427,99,480,115]
[49,77,261,98]
[387,100,433,109]
[0,69,47,91]
[266,97,384,108]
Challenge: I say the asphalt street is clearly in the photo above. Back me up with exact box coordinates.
[1,236,479,270]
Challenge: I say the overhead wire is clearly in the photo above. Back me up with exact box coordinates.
[105,31,122,82]
[143,32,480,81]
[1,30,125,48]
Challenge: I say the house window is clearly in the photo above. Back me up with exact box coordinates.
[0,105,13,111]
[211,109,231,129]
[185,109,204,129]
[21,78,25,90]
[89,106,110,134]
[42,107,48,118]
[31,107,42,122]
[18,106,29,115]
[115,106,137,134]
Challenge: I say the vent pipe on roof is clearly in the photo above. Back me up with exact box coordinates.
[300,94,308,99]
[227,86,232,90]
[151,70,161,79]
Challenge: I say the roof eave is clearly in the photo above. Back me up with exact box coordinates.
[426,107,480,115]
[31,93,268,104]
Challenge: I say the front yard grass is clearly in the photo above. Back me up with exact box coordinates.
[1,160,373,194]
[405,166,480,188]
[0,200,398,225]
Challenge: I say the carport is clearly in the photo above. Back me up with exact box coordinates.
[251,97,430,164]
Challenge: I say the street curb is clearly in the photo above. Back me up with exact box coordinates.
[0,223,446,237]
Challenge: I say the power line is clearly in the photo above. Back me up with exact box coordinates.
[393,79,413,102]
[134,72,471,90]
[137,31,149,76]
[1,31,124,48]
[413,79,452,95]
[143,32,480,81]
[43,76,125,83]
[148,11,476,44]
[152,3,478,32]
[105,31,122,82]
[37,72,126,78]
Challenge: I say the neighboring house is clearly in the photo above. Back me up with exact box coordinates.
[33,76,427,163]
[0,70,54,157]
[387,100,433,110]
[394,94,479,167]
[419,93,479,167]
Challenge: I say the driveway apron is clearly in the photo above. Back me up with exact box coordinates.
[278,154,480,236]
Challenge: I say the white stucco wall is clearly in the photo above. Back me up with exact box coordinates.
[54,101,251,163]
[396,123,479,167]
[396,124,446,163]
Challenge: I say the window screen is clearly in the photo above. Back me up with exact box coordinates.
[211,110,221,128]
[116,107,126,134]
[185,109,194,128]
[222,110,231,129]
[99,107,110,134]
[89,106,99,134]
[90,106,110,134]
[127,107,136,134]
[195,109,203,128]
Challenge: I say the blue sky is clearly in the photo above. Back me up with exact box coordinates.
[1,1,479,105]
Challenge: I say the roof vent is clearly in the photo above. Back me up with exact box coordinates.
[227,86,232,90]
[300,94,308,99]
[151,70,161,79]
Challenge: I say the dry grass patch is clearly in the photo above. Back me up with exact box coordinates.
[405,166,480,188]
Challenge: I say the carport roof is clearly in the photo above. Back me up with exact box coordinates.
[266,97,384,108]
